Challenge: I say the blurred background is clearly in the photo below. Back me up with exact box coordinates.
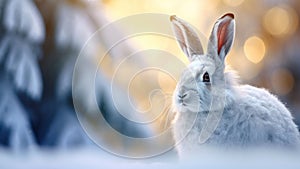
[101,0,300,126]
[0,0,300,164]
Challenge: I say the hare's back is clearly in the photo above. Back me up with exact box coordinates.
[238,85,290,117]
[234,85,299,145]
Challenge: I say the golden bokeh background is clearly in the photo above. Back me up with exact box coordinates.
[31,0,300,150]
[93,0,300,131]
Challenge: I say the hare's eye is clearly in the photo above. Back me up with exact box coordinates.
[202,72,210,83]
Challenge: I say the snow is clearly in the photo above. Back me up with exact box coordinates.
[0,147,299,169]
[3,0,45,42]
[0,35,43,99]
[0,0,44,99]
[55,3,95,50]
[0,74,35,150]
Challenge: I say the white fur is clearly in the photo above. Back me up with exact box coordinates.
[170,14,300,157]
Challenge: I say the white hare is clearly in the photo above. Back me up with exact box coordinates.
[170,13,300,156]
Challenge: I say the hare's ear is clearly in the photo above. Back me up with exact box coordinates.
[170,15,204,62]
[207,13,235,62]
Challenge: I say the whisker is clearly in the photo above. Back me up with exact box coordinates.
[159,104,171,129]
[164,106,173,130]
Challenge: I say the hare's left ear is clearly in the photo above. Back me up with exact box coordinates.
[170,15,204,62]
[207,13,235,62]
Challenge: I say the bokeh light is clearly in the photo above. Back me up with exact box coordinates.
[244,36,266,64]
[223,0,244,7]
[270,68,295,95]
[263,6,298,37]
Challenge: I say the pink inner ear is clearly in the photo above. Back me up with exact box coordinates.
[217,20,230,55]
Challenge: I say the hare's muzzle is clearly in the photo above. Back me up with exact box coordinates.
[177,93,187,104]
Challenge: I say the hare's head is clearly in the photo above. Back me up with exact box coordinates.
[171,13,235,113]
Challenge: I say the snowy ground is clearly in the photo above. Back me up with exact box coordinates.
[1,148,300,169]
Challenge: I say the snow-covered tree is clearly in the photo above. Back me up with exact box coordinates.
[0,0,44,150]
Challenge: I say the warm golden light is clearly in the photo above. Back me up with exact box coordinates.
[223,0,244,7]
[263,6,298,37]
[270,68,294,95]
[99,0,300,135]
[244,36,266,64]
[157,71,176,94]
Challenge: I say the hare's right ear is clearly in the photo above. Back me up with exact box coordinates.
[207,13,235,63]
[170,15,204,62]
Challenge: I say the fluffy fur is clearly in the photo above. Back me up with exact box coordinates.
[170,13,300,157]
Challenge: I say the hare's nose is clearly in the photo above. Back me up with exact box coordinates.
[178,93,187,99]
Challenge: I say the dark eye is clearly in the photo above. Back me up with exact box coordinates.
[202,72,210,83]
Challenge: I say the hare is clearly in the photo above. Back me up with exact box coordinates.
[170,13,300,156]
